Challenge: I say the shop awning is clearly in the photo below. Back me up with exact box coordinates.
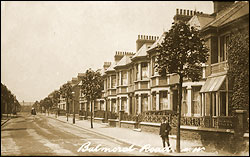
[200,75,226,93]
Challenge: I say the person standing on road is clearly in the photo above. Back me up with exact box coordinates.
[159,116,171,150]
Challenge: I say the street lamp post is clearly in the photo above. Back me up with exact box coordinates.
[72,92,75,124]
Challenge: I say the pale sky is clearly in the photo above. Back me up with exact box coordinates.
[1,1,213,102]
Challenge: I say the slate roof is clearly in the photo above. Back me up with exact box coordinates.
[99,67,106,76]
[114,55,133,68]
[203,1,249,29]
[105,61,117,72]
[132,43,153,59]
[147,32,166,52]
[188,15,215,30]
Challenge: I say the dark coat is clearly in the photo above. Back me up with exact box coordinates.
[31,109,36,115]
[159,122,171,137]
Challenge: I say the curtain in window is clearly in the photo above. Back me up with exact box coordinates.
[181,88,188,116]
[160,91,168,110]
[122,72,127,85]
[141,94,148,112]
[193,87,201,115]
[121,97,127,111]
[141,63,148,79]
[152,93,156,110]
[111,75,116,88]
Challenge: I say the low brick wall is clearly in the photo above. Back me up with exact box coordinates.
[79,116,85,120]
[178,126,236,153]
[108,119,119,127]
[94,118,105,123]
[138,121,246,154]
[120,121,137,129]
[139,122,161,135]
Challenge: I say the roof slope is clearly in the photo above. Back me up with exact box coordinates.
[147,32,166,52]
[132,43,153,59]
[188,15,215,30]
[203,1,249,29]
[105,61,116,72]
[114,55,133,68]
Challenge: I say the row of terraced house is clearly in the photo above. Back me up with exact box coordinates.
[56,1,249,151]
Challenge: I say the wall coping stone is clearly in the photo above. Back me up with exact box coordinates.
[138,122,235,133]
[120,121,137,124]
[139,122,161,126]
[180,125,234,133]
[108,119,119,122]
[235,110,247,113]
[94,117,104,120]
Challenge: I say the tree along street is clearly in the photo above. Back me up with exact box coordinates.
[1,112,156,156]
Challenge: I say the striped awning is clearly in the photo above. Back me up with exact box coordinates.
[200,75,226,93]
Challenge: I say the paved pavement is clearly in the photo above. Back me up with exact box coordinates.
[45,113,225,156]
[1,114,17,126]
[1,112,162,156]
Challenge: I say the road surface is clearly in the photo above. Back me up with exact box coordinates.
[1,112,159,156]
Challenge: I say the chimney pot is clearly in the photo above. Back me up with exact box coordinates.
[141,35,143,39]
[180,9,182,15]
[184,9,186,15]
[190,10,193,16]
[138,35,140,39]
[187,10,189,15]
[176,9,179,15]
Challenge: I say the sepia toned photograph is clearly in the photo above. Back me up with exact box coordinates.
[1,1,249,156]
